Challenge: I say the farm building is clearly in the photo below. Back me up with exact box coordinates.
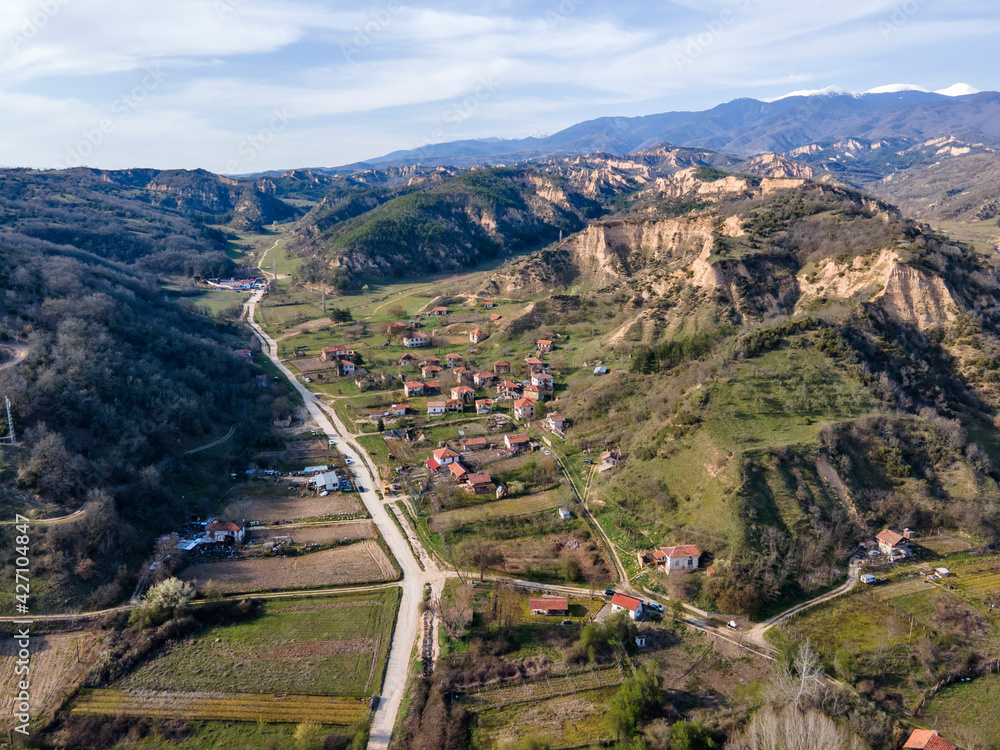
[339,360,357,375]
[205,521,245,544]
[876,528,910,557]
[547,413,568,431]
[446,353,464,367]
[421,364,443,378]
[422,355,441,365]
[451,385,476,403]
[653,545,701,573]
[449,462,469,481]
[469,328,487,344]
[531,372,554,391]
[433,447,461,465]
[536,339,553,352]
[467,473,493,494]
[493,360,511,374]
[446,399,464,413]
[321,345,353,361]
[497,380,522,398]
[427,401,447,416]
[610,593,644,620]
[475,398,493,415]
[430,306,448,315]
[903,730,956,750]
[399,353,415,366]
[390,404,408,416]
[404,382,425,398]
[558,507,571,520]
[312,472,340,492]
[482,300,497,308]
[523,385,543,402]
[599,450,620,472]
[505,433,531,452]
[454,367,474,385]
[525,356,545,370]
[529,597,568,616]
[464,437,488,451]
[403,332,431,348]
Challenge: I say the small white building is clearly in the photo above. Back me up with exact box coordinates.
[558,507,571,520]
[404,332,431,348]
[653,545,701,574]
[427,401,447,416]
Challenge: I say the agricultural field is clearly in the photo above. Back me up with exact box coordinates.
[920,672,1000,747]
[915,533,975,556]
[428,489,569,531]
[116,589,400,697]
[0,630,99,723]
[947,555,1000,605]
[178,540,397,594]
[247,521,374,546]
[223,484,362,524]
[71,689,367,725]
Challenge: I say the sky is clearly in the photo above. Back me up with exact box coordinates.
[1,0,997,173]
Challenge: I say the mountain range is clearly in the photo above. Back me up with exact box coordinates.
[327,88,1000,170]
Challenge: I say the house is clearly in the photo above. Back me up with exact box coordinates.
[422,355,441,365]
[453,367,474,384]
[523,385,543,402]
[474,371,495,387]
[490,313,503,321]
[529,597,568,616]
[339,360,357,375]
[656,545,701,573]
[390,404,408,416]
[445,352,463,366]
[536,339,553,352]
[525,356,545,370]
[593,365,609,376]
[514,397,536,420]
[404,381,425,398]
[505,433,531,452]
[432,447,461,465]
[448,462,469,481]
[312,472,340,493]
[903,730,957,750]
[497,380,521,397]
[321,345,352,361]
[368,410,389,421]
[451,385,476,403]
[610,593,644,620]
[547,413,568,432]
[421,364,442,378]
[464,437,488,451]
[427,401,447,416]
[475,398,493,415]
[493,360,511,374]
[430,306,449,315]
[446,399,464,413]
[558,507,571,520]
[399,353,416,366]
[205,520,245,544]
[469,328,487,344]
[404,332,431,348]
[482,300,497,308]
[422,381,439,393]
[876,529,909,557]
[531,372,554,391]
[599,450,620,472]
[467,472,493,494]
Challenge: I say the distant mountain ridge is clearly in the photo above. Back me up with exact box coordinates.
[333,89,1000,170]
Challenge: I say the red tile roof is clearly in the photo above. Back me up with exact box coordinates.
[464,437,487,447]
[877,529,906,547]
[611,593,642,612]
[448,462,468,478]
[433,447,460,460]
[664,545,701,559]
[529,596,568,612]
[514,398,536,408]
[904,730,957,750]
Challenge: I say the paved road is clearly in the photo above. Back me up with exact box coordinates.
[244,288,429,750]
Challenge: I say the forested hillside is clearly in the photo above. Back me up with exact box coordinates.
[0,180,285,611]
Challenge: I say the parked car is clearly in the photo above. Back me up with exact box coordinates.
[647,602,664,613]
[605,589,616,597]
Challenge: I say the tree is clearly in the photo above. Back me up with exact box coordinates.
[461,539,505,581]
[293,721,325,750]
[671,721,716,750]
[388,304,407,320]
[129,577,195,628]
[606,666,662,741]
[725,704,866,750]
[560,556,581,582]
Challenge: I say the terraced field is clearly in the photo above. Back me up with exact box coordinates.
[71,689,367,725]
[429,490,565,531]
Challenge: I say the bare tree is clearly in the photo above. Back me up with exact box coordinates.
[768,640,827,706]
[726,703,869,750]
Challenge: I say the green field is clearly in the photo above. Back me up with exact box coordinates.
[429,489,568,530]
[104,719,353,750]
[921,672,1000,747]
[116,589,400,697]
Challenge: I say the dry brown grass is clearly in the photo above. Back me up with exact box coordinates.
[0,631,99,723]
[224,491,361,524]
[179,541,395,594]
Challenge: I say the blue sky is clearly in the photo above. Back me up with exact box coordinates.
[1,0,997,172]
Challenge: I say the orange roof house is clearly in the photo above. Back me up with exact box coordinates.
[903,730,957,750]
